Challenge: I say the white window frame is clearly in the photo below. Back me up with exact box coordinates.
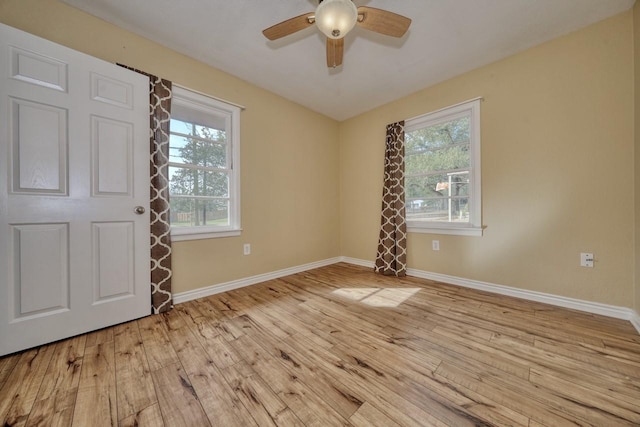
[169,85,241,241]
[405,98,482,236]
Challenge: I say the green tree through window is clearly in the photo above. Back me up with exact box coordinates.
[406,117,470,222]
[169,120,229,227]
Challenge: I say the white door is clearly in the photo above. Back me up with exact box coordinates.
[0,23,151,356]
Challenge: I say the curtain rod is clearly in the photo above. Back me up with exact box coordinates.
[405,96,483,122]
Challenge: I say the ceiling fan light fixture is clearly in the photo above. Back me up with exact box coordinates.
[315,0,358,39]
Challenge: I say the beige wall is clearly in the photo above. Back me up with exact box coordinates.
[340,12,635,307]
[635,1,640,313]
[0,0,341,294]
[1,1,638,310]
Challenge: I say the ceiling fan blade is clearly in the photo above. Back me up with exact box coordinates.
[356,6,411,38]
[263,12,315,41]
[326,37,344,68]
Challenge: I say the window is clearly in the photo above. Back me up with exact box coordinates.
[169,85,241,240]
[405,98,482,236]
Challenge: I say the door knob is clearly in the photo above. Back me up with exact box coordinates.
[134,206,145,215]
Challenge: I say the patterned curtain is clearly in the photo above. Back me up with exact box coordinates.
[119,65,173,313]
[374,121,407,277]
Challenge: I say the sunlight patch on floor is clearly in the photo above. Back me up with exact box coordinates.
[331,288,421,307]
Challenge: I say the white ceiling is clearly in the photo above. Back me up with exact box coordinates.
[62,0,634,121]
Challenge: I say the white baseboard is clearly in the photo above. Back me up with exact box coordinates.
[340,256,375,268]
[631,313,640,334]
[406,267,638,320]
[173,257,342,304]
[340,257,640,334]
[172,254,640,335]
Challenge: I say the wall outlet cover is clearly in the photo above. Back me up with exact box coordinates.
[580,252,593,268]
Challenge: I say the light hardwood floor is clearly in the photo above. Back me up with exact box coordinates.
[1,263,639,426]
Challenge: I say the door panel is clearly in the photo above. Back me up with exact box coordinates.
[92,116,133,196]
[0,23,151,356]
[12,223,70,318]
[90,72,134,109]
[10,46,68,92]
[11,98,67,194]
[92,221,135,302]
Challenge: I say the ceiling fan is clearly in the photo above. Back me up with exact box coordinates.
[262,0,411,68]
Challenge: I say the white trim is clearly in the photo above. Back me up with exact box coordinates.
[173,83,246,111]
[408,226,483,236]
[631,313,640,335]
[405,96,483,123]
[339,257,640,330]
[171,229,241,241]
[172,254,640,335]
[405,267,637,321]
[340,257,375,268]
[172,257,341,304]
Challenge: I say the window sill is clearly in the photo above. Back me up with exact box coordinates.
[407,225,483,236]
[171,228,242,242]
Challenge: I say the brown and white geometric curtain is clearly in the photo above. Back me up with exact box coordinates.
[374,121,407,277]
[148,75,173,313]
[119,65,173,313]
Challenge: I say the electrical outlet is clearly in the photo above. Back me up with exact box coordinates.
[243,243,251,255]
[432,240,440,251]
[580,252,593,268]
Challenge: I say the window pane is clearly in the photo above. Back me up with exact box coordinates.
[195,124,225,138]
[170,198,229,227]
[169,134,190,164]
[407,197,470,223]
[170,118,192,135]
[406,171,469,199]
[406,116,469,153]
[171,104,226,132]
[406,144,470,175]
[170,119,227,168]
[169,166,229,197]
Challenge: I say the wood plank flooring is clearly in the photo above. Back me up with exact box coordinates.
[1,262,639,426]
